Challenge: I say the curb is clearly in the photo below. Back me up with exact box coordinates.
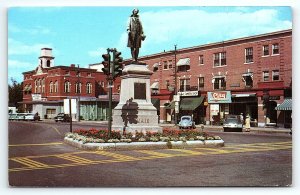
[64,137,225,151]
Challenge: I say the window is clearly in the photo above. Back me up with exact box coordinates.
[54,81,58,93]
[213,77,226,90]
[199,55,204,65]
[179,79,190,92]
[86,83,92,94]
[87,73,92,77]
[34,80,37,93]
[37,79,41,93]
[47,60,50,67]
[165,80,170,89]
[272,43,279,55]
[213,52,226,67]
[272,70,280,81]
[153,63,159,72]
[263,45,269,56]
[49,82,53,93]
[41,78,45,93]
[242,74,253,88]
[64,81,71,93]
[163,61,168,70]
[263,71,269,81]
[75,82,82,94]
[198,77,204,89]
[245,47,253,63]
[168,60,173,69]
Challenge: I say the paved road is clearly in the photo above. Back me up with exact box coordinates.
[8,121,292,187]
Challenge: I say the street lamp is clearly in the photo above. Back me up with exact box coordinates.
[174,44,178,125]
[77,64,80,122]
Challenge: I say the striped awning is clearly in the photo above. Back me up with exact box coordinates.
[177,58,190,66]
[275,98,292,111]
[150,82,159,89]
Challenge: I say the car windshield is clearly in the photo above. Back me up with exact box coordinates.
[225,118,239,123]
[181,117,191,121]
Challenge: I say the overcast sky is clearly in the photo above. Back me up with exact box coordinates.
[8,6,292,83]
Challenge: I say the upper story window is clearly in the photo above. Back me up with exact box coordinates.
[213,52,226,67]
[213,77,226,90]
[163,61,168,70]
[86,82,92,94]
[41,78,45,93]
[153,63,159,72]
[75,82,82,94]
[179,78,190,92]
[64,81,71,93]
[177,58,190,72]
[87,73,92,77]
[168,60,173,69]
[49,81,54,93]
[272,43,279,55]
[54,81,58,93]
[242,73,253,88]
[199,55,204,65]
[34,80,37,93]
[272,70,280,81]
[245,47,253,63]
[263,71,269,82]
[263,45,269,56]
[198,77,204,89]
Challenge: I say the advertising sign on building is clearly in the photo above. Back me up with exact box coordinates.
[207,91,232,103]
[177,91,198,97]
[32,94,42,101]
[210,104,219,115]
[64,99,77,114]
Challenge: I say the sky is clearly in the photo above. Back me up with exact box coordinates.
[8,6,292,83]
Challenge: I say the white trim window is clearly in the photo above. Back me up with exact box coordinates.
[54,81,58,93]
[272,43,279,55]
[272,70,280,81]
[199,55,204,65]
[179,78,190,92]
[213,52,226,67]
[86,82,92,94]
[34,79,38,93]
[263,71,269,82]
[41,78,45,93]
[168,60,173,69]
[163,61,168,70]
[64,81,71,93]
[75,82,82,94]
[49,81,54,93]
[213,77,226,90]
[263,45,269,56]
[198,77,204,89]
[245,47,253,63]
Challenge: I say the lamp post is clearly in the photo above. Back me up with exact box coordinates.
[174,44,178,125]
[77,64,80,122]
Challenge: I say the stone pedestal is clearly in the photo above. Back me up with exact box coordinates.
[112,64,162,134]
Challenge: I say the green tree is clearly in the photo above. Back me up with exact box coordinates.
[8,78,23,111]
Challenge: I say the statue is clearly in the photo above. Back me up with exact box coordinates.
[127,8,146,63]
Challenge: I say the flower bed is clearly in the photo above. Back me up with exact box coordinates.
[65,127,222,144]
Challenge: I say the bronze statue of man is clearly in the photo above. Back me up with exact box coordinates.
[127,8,146,63]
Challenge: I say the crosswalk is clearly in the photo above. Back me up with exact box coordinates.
[9,141,292,172]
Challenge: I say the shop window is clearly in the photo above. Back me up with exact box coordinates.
[199,55,204,65]
[198,77,204,89]
[263,45,269,56]
[213,77,226,90]
[272,43,279,55]
[179,79,190,91]
[263,71,269,81]
[213,52,226,67]
[245,47,253,63]
[272,70,280,81]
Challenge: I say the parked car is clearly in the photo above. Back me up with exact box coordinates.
[54,113,71,122]
[223,114,243,132]
[24,113,40,121]
[16,113,26,121]
[178,115,196,129]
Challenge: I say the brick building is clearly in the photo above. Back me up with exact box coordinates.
[21,48,121,120]
[139,29,292,127]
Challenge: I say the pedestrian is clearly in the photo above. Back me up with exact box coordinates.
[127,8,146,63]
[245,114,251,132]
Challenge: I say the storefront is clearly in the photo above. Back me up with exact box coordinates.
[207,91,232,125]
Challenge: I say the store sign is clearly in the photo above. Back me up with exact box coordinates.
[210,104,219,115]
[178,91,198,96]
[207,91,232,103]
[32,94,42,101]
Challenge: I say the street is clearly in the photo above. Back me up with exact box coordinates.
[8,121,292,187]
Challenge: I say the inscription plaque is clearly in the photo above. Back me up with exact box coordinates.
[134,83,146,99]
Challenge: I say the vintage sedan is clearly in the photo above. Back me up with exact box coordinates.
[178,116,196,129]
[223,114,243,132]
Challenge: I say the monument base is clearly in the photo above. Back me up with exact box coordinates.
[112,63,162,135]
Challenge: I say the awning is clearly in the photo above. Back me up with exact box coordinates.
[180,96,204,110]
[275,98,292,111]
[151,98,160,111]
[150,81,159,89]
[177,58,190,66]
[23,86,29,91]
[153,63,159,68]
[232,93,256,98]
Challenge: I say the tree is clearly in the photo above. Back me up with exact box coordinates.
[8,78,23,111]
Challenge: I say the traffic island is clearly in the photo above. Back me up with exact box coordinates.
[64,137,224,151]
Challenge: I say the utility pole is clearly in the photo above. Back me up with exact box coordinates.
[174,44,178,125]
[77,64,80,122]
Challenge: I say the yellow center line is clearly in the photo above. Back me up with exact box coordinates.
[9,142,64,147]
